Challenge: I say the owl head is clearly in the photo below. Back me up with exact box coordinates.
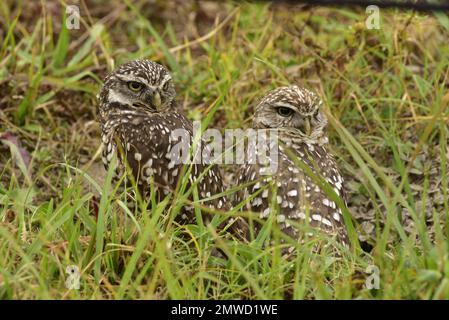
[98,60,176,113]
[253,85,327,140]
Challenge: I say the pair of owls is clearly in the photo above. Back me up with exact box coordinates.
[98,60,350,248]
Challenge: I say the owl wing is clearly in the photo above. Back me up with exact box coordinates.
[286,143,349,245]
[235,143,349,246]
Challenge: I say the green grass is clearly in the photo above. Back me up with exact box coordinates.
[0,0,448,299]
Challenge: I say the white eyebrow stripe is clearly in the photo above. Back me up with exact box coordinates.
[136,77,151,86]
[159,74,172,87]
[116,74,151,86]
[273,102,298,110]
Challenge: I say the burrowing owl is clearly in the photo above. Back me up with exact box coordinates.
[235,85,349,247]
[97,60,229,221]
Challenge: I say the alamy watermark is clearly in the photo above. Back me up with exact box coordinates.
[168,121,279,175]
[65,265,80,290]
[365,5,381,30]
[66,5,80,30]
[365,265,380,289]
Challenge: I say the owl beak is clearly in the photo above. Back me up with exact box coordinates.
[304,118,311,135]
[151,91,162,110]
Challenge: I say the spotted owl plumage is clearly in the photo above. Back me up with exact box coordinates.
[235,85,350,248]
[97,60,230,222]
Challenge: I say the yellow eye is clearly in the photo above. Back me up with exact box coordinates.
[128,81,143,91]
[277,107,293,117]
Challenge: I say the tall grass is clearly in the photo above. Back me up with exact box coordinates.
[0,1,448,299]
